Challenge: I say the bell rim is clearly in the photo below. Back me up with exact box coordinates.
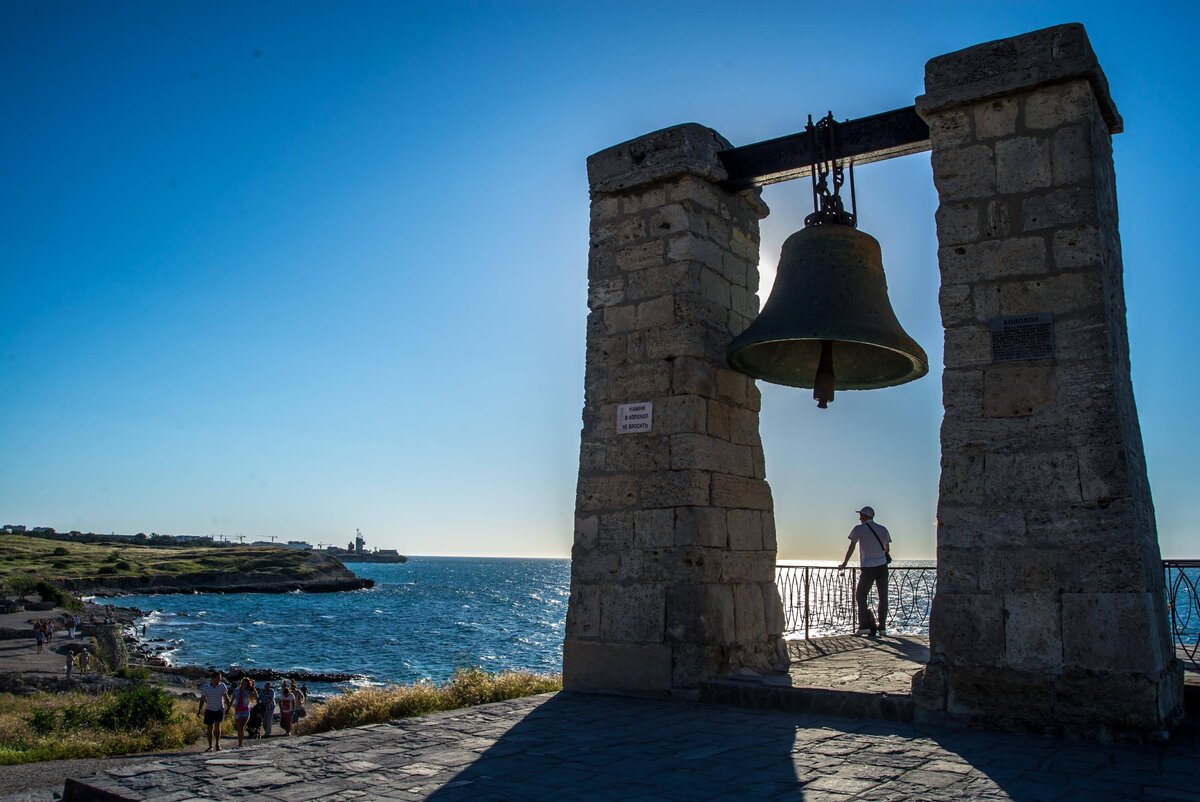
[727,335,929,390]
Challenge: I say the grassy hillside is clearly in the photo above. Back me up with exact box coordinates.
[0,534,337,592]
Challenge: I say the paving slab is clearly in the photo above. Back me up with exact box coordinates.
[62,691,1200,802]
[701,635,928,721]
[785,635,929,694]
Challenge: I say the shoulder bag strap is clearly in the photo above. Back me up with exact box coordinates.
[864,521,887,552]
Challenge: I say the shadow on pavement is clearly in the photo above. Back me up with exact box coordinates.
[426,691,811,801]
[427,690,1200,801]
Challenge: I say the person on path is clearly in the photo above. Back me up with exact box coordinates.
[259,682,276,737]
[34,623,45,654]
[78,648,90,673]
[294,683,307,726]
[231,677,257,747]
[198,671,231,752]
[838,505,892,637]
[67,617,75,639]
[278,682,296,736]
[65,652,73,678]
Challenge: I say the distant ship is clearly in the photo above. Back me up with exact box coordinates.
[327,529,408,564]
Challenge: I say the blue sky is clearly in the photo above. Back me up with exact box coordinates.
[1,1,1196,559]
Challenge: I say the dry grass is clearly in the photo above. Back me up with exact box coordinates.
[0,689,208,765]
[297,667,561,735]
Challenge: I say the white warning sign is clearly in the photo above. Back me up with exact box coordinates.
[616,402,653,434]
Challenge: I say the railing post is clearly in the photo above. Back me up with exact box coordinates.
[851,568,858,632]
[803,566,810,640]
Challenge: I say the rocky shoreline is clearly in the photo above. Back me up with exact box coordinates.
[60,570,373,597]
[1,594,374,699]
[99,601,369,688]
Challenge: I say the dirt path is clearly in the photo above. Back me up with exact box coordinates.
[0,610,85,678]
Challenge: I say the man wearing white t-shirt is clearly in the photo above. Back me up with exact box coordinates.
[197,671,231,752]
[838,506,891,637]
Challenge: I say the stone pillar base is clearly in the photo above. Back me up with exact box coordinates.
[913,661,1184,735]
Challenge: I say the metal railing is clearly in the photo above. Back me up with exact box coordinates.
[1164,560,1199,670]
[775,564,936,639]
[777,562,1200,671]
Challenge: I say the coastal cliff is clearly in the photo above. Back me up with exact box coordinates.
[57,564,373,596]
[1,535,374,597]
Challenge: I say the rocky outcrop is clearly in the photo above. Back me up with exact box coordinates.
[155,664,366,684]
[82,624,128,670]
[58,573,373,596]
[54,553,373,597]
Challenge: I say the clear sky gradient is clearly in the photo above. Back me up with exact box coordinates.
[2,2,1196,559]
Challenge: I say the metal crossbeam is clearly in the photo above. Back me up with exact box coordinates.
[717,106,930,191]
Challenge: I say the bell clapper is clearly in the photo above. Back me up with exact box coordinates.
[814,339,835,409]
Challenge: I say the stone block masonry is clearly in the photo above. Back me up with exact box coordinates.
[913,23,1183,733]
[565,123,787,695]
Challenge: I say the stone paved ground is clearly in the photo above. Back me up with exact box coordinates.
[787,635,929,695]
[63,691,1200,802]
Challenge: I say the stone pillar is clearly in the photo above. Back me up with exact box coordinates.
[563,124,787,695]
[913,24,1183,733]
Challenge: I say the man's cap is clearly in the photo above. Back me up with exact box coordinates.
[856,506,875,518]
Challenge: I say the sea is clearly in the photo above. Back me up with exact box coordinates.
[118,557,1197,697]
[123,558,570,695]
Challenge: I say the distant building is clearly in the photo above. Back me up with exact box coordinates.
[31,526,55,534]
[376,549,400,556]
[284,540,313,550]
[174,535,213,544]
[1,524,26,534]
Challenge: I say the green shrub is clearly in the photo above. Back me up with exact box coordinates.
[114,666,151,681]
[27,581,81,611]
[114,561,131,571]
[51,547,69,557]
[96,566,115,575]
[25,707,57,736]
[59,703,98,729]
[0,691,207,765]
[98,686,174,731]
[104,551,121,563]
[7,577,36,594]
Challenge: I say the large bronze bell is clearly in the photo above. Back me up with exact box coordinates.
[727,223,928,408]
